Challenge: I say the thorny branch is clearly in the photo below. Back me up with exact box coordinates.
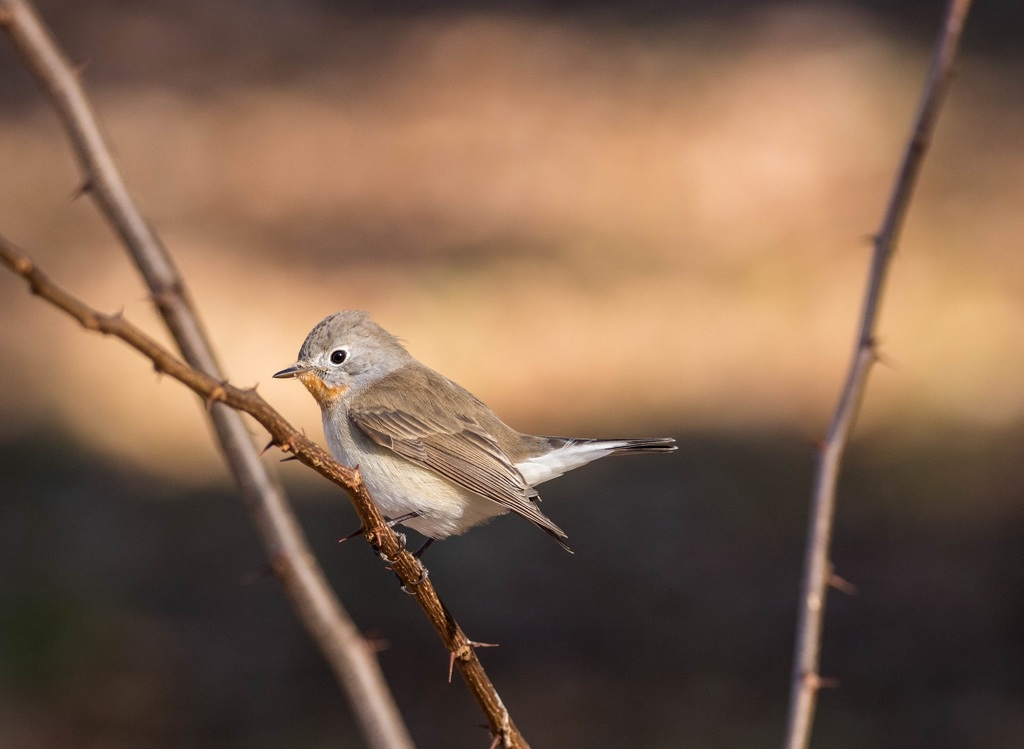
[0,236,528,749]
[0,0,529,743]
[783,2,973,748]
[0,1,415,747]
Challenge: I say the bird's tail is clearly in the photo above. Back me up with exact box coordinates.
[591,437,678,454]
[515,436,677,488]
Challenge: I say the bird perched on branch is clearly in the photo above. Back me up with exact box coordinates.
[275,311,676,554]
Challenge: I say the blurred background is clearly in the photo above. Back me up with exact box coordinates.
[1,0,1023,746]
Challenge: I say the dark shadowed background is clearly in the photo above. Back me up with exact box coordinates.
[2,1,1024,747]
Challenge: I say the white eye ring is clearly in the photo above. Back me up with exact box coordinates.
[329,349,348,365]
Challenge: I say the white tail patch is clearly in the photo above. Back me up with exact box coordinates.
[516,440,632,487]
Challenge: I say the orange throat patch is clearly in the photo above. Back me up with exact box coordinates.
[297,371,348,407]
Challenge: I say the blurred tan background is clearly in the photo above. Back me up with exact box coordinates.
[2,2,1024,748]
[2,1,1021,482]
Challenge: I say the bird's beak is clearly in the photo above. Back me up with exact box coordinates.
[273,362,312,379]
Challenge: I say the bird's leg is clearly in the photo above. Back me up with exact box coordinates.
[412,537,435,559]
[388,511,422,526]
[338,511,421,544]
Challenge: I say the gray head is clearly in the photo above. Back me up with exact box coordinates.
[273,311,412,404]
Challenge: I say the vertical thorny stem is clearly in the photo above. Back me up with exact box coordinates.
[783,2,973,748]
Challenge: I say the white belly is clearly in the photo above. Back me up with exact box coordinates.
[321,407,507,538]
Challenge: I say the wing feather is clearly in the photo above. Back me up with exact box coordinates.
[349,369,568,544]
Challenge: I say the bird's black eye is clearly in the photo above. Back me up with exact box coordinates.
[329,349,348,365]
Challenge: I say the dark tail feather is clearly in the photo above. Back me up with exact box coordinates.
[605,437,677,454]
[541,525,574,554]
[546,436,677,454]
[523,436,676,553]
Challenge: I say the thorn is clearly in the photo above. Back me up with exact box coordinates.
[149,288,175,312]
[829,573,858,596]
[875,350,898,371]
[279,455,299,462]
[71,177,94,200]
[364,634,390,653]
[0,9,14,26]
[260,439,275,457]
[488,735,501,749]
[810,435,825,451]
[448,640,498,682]
[802,671,840,691]
[338,526,365,544]
[72,58,92,76]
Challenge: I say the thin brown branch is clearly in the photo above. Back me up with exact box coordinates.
[0,237,529,749]
[783,2,973,748]
[0,2,415,747]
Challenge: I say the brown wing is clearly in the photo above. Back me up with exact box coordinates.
[348,367,569,547]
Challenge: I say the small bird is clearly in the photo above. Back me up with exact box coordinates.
[274,311,676,553]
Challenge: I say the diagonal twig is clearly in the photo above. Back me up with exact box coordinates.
[783,2,973,748]
[0,236,529,749]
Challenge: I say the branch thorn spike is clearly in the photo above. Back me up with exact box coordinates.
[71,177,93,200]
[875,350,897,371]
[339,526,365,544]
[829,573,858,596]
